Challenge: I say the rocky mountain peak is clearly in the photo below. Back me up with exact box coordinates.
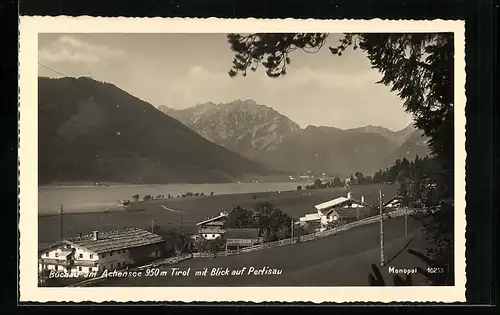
[159,99,301,159]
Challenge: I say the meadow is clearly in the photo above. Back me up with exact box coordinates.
[91,215,431,287]
[38,183,398,249]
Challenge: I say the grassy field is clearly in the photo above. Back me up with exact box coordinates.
[91,215,432,287]
[38,183,398,249]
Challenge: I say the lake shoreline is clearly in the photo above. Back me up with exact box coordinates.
[38,183,397,248]
[38,174,306,189]
[37,183,313,217]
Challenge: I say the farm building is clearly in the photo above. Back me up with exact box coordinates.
[196,211,229,240]
[224,228,264,252]
[299,192,375,231]
[195,212,265,253]
[38,228,166,276]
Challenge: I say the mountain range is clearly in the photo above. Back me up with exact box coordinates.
[38,76,430,185]
[160,101,430,177]
[159,100,301,160]
[38,77,273,185]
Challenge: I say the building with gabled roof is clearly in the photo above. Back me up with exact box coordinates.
[196,211,229,240]
[195,211,264,252]
[38,228,166,277]
[299,192,375,231]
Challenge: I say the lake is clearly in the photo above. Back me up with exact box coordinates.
[38,181,312,216]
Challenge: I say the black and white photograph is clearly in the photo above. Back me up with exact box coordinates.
[19,17,466,302]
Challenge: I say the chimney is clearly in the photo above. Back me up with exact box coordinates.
[347,192,352,199]
[361,196,365,203]
[92,230,99,241]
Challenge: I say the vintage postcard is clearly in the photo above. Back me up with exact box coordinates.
[19,17,466,303]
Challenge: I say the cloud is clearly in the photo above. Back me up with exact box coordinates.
[265,66,381,90]
[188,65,206,76]
[39,35,124,65]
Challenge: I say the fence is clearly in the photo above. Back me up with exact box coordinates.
[191,252,227,258]
[221,208,417,256]
[136,253,192,270]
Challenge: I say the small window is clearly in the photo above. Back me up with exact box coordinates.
[45,253,49,257]
[100,253,105,258]
[55,253,59,257]
[79,254,83,258]
[89,254,93,259]
[110,251,113,256]
[117,262,121,268]
[110,264,113,269]
[78,267,82,271]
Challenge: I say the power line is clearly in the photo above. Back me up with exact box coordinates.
[38,63,70,78]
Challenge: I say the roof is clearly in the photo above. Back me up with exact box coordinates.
[299,213,321,222]
[384,196,403,206]
[196,213,228,226]
[315,197,350,211]
[44,228,164,254]
[316,196,374,212]
[225,228,260,240]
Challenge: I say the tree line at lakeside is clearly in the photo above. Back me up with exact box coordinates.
[298,155,439,196]
[345,154,445,210]
[119,191,217,205]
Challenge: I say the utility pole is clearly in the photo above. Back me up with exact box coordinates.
[379,190,385,267]
[151,219,154,233]
[180,212,183,232]
[404,207,408,237]
[291,219,294,244]
[60,204,64,240]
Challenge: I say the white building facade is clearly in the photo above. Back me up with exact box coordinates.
[299,192,371,231]
[39,228,165,277]
[196,211,228,240]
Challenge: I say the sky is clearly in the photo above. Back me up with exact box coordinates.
[38,33,413,131]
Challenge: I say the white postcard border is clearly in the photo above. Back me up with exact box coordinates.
[19,16,466,303]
